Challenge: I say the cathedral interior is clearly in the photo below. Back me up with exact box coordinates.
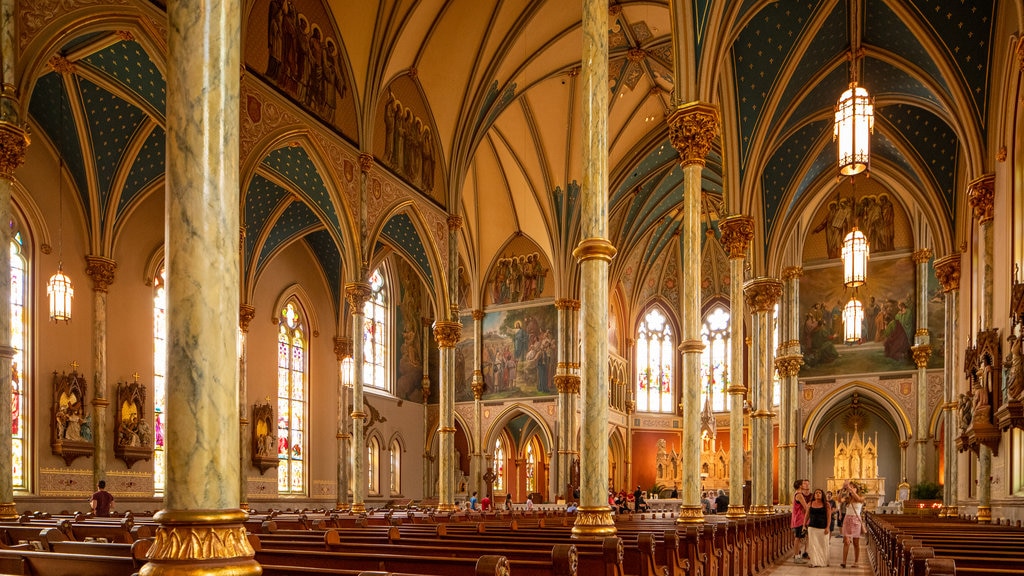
[1,0,1023,529]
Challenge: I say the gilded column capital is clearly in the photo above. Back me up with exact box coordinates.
[934,253,961,293]
[573,238,617,263]
[911,344,932,369]
[48,54,77,75]
[344,282,372,310]
[967,174,995,224]
[666,102,719,166]
[85,256,118,292]
[472,309,485,321]
[911,248,933,264]
[334,337,353,360]
[447,215,463,231]
[555,298,580,310]
[0,122,30,179]
[358,153,374,172]
[775,355,804,377]
[781,266,803,281]
[239,304,256,333]
[743,277,783,313]
[432,320,462,348]
[719,215,755,260]
[471,370,484,400]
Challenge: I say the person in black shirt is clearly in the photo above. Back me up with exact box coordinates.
[714,489,729,513]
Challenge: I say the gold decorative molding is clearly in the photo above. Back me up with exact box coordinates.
[573,238,617,263]
[349,503,367,514]
[719,215,755,260]
[666,102,719,166]
[333,337,353,360]
[472,309,485,321]
[934,253,961,293]
[0,502,17,520]
[344,282,372,310]
[626,48,647,62]
[977,505,992,523]
[725,504,746,518]
[781,266,804,281]
[967,174,995,224]
[1017,36,1024,71]
[85,256,118,292]
[358,153,374,172]
[678,339,705,354]
[743,277,783,313]
[48,54,76,75]
[775,355,804,377]
[911,248,933,264]
[115,30,135,42]
[143,509,259,575]
[749,504,774,516]
[433,320,462,348]
[447,215,463,231]
[915,328,930,338]
[0,122,30,179]
[571,506,617,537]
[350,411,366,420]
[674,504,705,525]
[555,298,580,310]
[437,426,457,433]
[239,304,256,333]
[471,370,484,400]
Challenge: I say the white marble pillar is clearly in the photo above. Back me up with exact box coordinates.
[142,0,255,570]
[85,257,116,488]
[345,283,371,514]
[910,249,933,483]
[934,253,961,517]
[334,337,352,510]
[422,317,434,498]
[968,175,995,523]
[434,318,461,512]
[719,216,754,517]
[666,104,719,525]
[777,266,804,501]
[0,84,28,520]
[471,309,485,498]
[571,0,616,538]
[555,298,580,497]
[744,277,782,514]
[238,304,255,510]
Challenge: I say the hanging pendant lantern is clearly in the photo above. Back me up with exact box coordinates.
[843,296,864,343]
[842,226,869,287]
[47,265,74,322]
[834,83,874,176]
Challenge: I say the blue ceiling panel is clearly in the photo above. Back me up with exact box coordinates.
[864,0,949,97]
[779,66,847,138]
[244,174,292,263]
[82,40,167,117]
[59,32,106,55]
[304,229,343,308]
[861,58,940,106]
[381,213,434,286]
[256,201,322,270]
[877,103,957,217]
[261,146,341,235]
[28,72,90,218]
[692,0,712,65]
[77,77,147,214]
[732,0,820,167]
[612,140,676,204]
[702,149,724,195]
[762,119,830,235]
[871,131,918,186]
[118,125,165,218]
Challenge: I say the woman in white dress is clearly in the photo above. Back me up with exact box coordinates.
[804,488,832,567]
[841,480,866,568]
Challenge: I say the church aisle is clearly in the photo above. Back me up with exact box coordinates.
[762,536,873,576]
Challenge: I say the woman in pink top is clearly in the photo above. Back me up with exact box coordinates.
[790,479,810,562]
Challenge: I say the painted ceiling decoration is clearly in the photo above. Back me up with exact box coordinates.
[380,213,435,289]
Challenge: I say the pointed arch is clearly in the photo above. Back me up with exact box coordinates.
[368,203,444,314]
[801,382,913,446]
[272,284,321,339]
[276,296,311,495]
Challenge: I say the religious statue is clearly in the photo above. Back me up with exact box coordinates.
[114,377,153,469]
[958,392,973,433]
[51,368,94,465]
[1007,334,1023,401]
[252,401,278,474]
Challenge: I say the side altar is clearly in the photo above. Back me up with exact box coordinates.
[826,427,885,511]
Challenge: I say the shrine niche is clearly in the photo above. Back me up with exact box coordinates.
[114,377,153,469]
[827,427,885,505]
[51,369,93,466]
[252,402,278,474]
[654,435,729,493]
[959,328,1001,455]
[996,268,1024,432]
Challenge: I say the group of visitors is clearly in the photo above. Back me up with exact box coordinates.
[791,478,865,568]
[700,489,730,514]
[608,486,650,513]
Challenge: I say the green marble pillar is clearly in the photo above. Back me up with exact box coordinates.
[346,283,371,514]
[334,337,353,511]
[744,277,782,514]
[969,175,995,523]
[934,253,961,517]
[238,304,255,510]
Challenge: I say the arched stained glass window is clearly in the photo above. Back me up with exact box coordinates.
[636,307,674,413]
[389,439,401,495]
[10,237,27,491]
[493,436,506,492]
[363,268,388,391]
[153,265,167,495]
[525,442,536,493]
[278,300,307,494]
[700,306,732,412]
[368,437,380,495]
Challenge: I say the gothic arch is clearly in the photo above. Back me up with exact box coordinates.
[801,381,913,447]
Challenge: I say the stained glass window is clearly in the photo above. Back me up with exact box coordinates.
[10,238,27,491]
[525,442,536,492]
[389,439,401,495]
[493,436,506,492]
[700,306,732,412]
[278,300,306,494]
[368,436,380,495]
[363,268,388,391]
[153,265,167,495]
[636,307,674,413]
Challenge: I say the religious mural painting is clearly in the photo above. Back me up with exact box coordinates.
[394,257,429,402]
[454,303,558,401]
[245,0,357,137]
[485,236,553,307]
[374,76,445,205]
[798,255,945,377]
[803,179,912,263]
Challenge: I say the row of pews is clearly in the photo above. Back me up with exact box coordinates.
[867,512,1024,575]
[0,507,792,576]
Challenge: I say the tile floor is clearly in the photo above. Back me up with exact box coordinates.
[762,536,873,575]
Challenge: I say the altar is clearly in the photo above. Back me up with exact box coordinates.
[826,428,885,511]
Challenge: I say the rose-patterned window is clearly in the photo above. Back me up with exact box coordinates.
[636,307,674,413]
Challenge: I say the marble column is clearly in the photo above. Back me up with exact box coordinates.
[934,253,961,517]
[422,317,434,498]
[334,337,353,511]
[345,282,371,514]
[744,277,782,514]
[238,304,256,510]
[571,0,616,538]
[554,298,580,497]
[666,103,719,525]
[719,215,754,517]
[968,174,995,523]
[910,248,933,484]
[85,257,116,487]
[471,309,485,498]
[778,266,804,501]
[142,0,255,570]
[433,319,462,512]
[0,84,28,520]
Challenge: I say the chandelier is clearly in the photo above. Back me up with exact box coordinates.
[842,293,864,343]
[48,94,73,323]
[834,83,874,176]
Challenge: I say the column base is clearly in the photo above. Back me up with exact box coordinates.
[749,504,774,516]
[239,502,248,511]
[571,506,617,537]
[350,503,367,514]
[139,509,260,576]
[942,505,958,518]
[436,503,458,513]
[336,502,351,512]
[977,505,991,523]
[675,504,704,525]
[725,504,746,518]
[0,502,17,520]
